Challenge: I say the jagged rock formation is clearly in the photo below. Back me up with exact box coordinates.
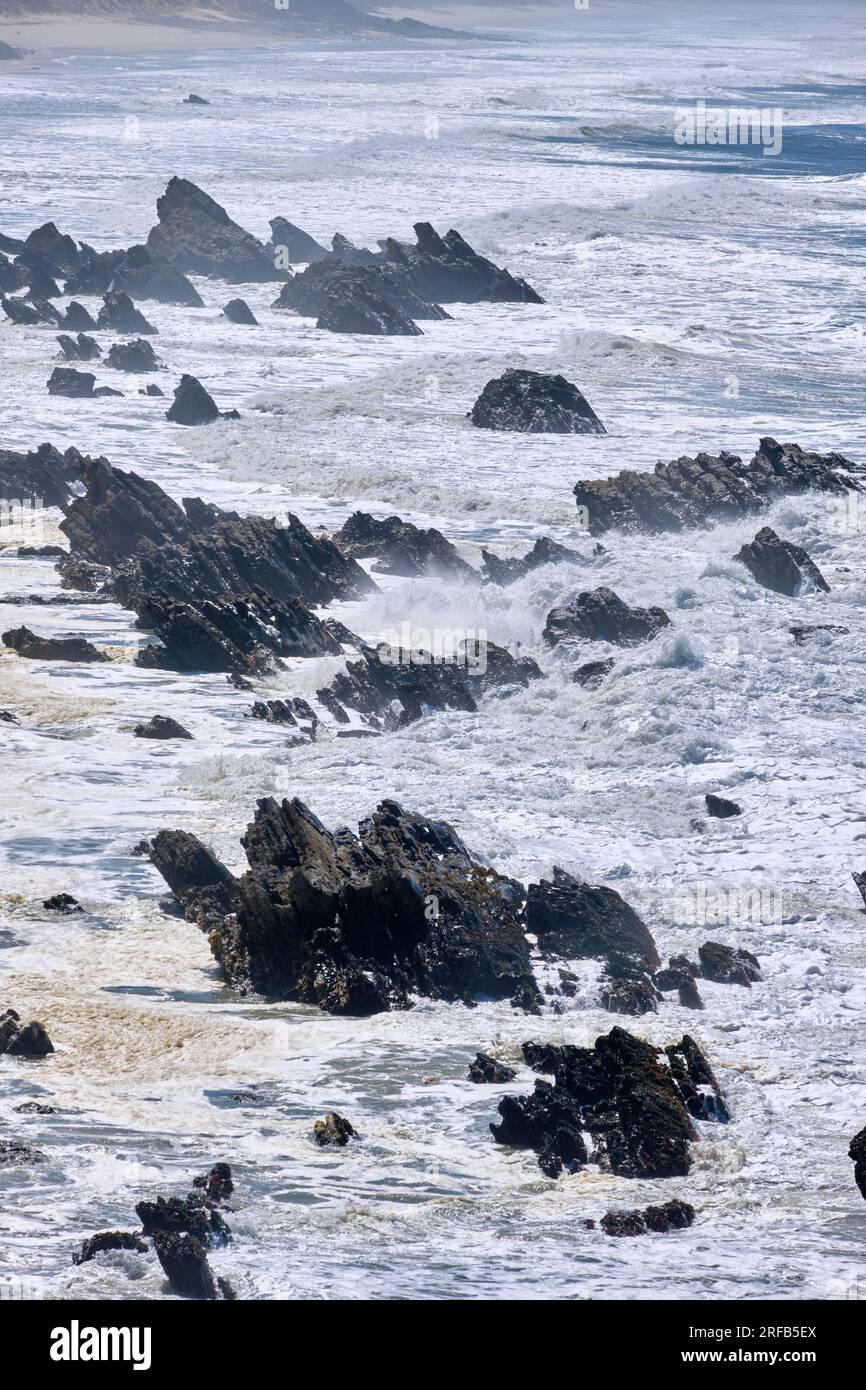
[491,1027,728,1179]
[56,332,101,361]
[2,294,62,325]
[334,511,475,580]
[267,216,330,265]
[97,291,157,335]
[469,370,605,434]
[0,1140,46,1166]
[62,302,97,330]
[73,1231,148,1265]
[468,1052,517,1083]
[2,626,108,663]
[527,868,659,970]
[274,256,448,326]
[698,941,761,987]
[600,1199,695,1237]
[733,526,829,595]
[222,297,258,325]
[43,893,83,913]
[481,536,586,587]
[349,221,543,305]
[573,437,860,536]
[0,442,76,507]
[165,374,237,425]
[104,339,161,373]
[47,367,122,399]
[150,796,541,1015]
[543,586,670,647]
[572,656,615,688]
[65,244,203,307]
[147,177,281,282]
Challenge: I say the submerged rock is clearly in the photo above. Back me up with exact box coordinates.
[73,1231,148,1265]
[468,1052,517,1084]
[543,586,670,647]
[273,257,447,325]
[705,793,741,819]
[482,536,586,587]
[573,437,859,536]
[150,796,541,1015]
[527,868,659,971]
[147,177,281,283]
[601,1199,695,1237]
[698,941,761,987]
[334,510,475,580]
[313,1113,357,1146]
[191,1163,234,1203]
[733,526,829,596]
[491,1026,727,1179]
[104,339,161,373]
[133,716,193,740]
[165,374,237,425]
[43,893,83,914]
[469,369,605,434]
[184,93,210,106]
[572,656,615,688]
[222,297,258,326]
[0,1009,54,1057]
[0,1139,47,1166]
[2,626,108,663]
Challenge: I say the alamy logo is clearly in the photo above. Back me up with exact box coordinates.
[50,1321,152,1371]
[672,883,784,927]
[674,101,783,157]
[0,496,44,544]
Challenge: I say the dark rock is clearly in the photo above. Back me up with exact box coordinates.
[600,975,658,1016]
[0,442,76,507]
[334,511,475,580]
[2,294,62,325]
[133,716,193,740]
[147,177,280,283]
[601,1198,695,1237]
[141,384,165,397]
[469,369,605,435]
[56,332,101,361]
[62,301,97,330]
[0,1009,54,1057]
[853,872,866,910]
[152,1232,218,1300]
[3,626,107,663]
[14,262,62,298]
[790,623,849,644]
[734,526,829,596]
[191,1163,233,1203]
[482,536,586,587]
[14,1101,56,1114]
[97,291,157,335]
[273,257,447,326]
[600,1208,647,1237]
[248,699,309,729]
[527,868,659,970]
[849,1125,866,1203]
[653,964,703,1010]
[222,298,258,326]
[468,1051,517,1083]
[104,338,161,373]
[0,1139,47,1166]
[705,793,741,819]
[184,93,210,105]
[268,217,330,265]
[491,1026,726,1179]
[313,1112,356,1146]
[317,277,423,335]
[573,437,860,536]
[373,222,543,305]
[47,367,97,398]
[135,1194,230,1248]
[56,554,112,593]
[572,657,615,688]
[0,710,20,723]
[73,1231,148,1265]
[23,222,84,277]
[66,244,203,307]
[543,586,670,647]
[165,374,234,425]
[43,893,83,914]
[150,796,541,1014]
[698,941,761,987]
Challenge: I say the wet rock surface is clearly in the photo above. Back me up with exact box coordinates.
[573,437,860,536]
[482,536,586,587]
[705,793,742,818]
[275,259,430,335]
[151,796,541,1015]
[133,716,193,740]
[850,1126,866,1202]
[0,1139,47,1166]
[313,1113,357,1146]
[165,374,237,425]
[104,339,161,373]
[734,526,830,596]
[147,177,280,283]
[491,1026,728,1178]
[2,625,108,663]
[698,941,761,987]
[97,291,157,336]
[0,1009,55,1057]
[0,442,76,507]
[222,297,258,325]
[73,1231,148,1265]
[468,1051,517,1083]
[543,586,671,647]
[601,1198,695,1237]
[57,332,101,361]
[334,510,475,580]
[469,369,605,434]
[527,868,659,971]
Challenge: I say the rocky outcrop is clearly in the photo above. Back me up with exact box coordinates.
[73,1231,148,1265]
[267,217,330,265]
[698,941,761,987]
[222,298,258,325]
[43,893,83,913]
[97,291,157,335]
[150,796,541,1015]
[334,510,475,580]
[133,716,193,740]
[0,442,76,507]
[653,961,704,1010]
[57,332,101,361]
[469,370,605,434]
[165,375,237,425]
[481,536,586,587]
[468,1052,517,1083]
[543,586,670,647]
[0,1009,54,1057]
[733,526,829,596]
[147,177,281,283]
[104,339,161,373]
[2,294,62,325]
[47,367,122,399]
[573,437,860,536]
[600,1199,695,1237]
[65,244,203,307]
[0,1140,47,1166]
[705,793,741,819]
[527,868,659,970]
[369,222,543,304]
[184,94,210,106]
[136,1194,230,1248]
[2,626,108,663]
[192,1163,233,1203]
[62,302,97,330]
[572,656,615,688]
[850,1126,866,1203]
[152,1232,220,1300]
[313,1113,357,1146]
[491,1027,728,1179]
[275,260,427,335]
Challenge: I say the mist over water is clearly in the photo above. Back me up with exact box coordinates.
[1,0,865,1300]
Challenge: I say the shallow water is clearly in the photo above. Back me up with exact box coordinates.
[1,0,865,1300]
